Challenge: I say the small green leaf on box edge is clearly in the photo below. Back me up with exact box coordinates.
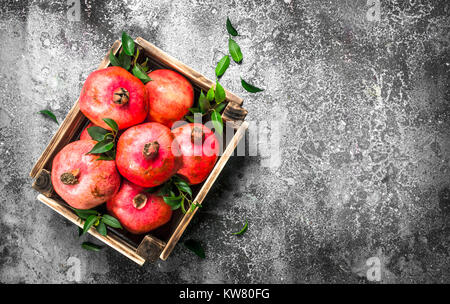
[109,50,120,66]
[97,221,107,236]
[215,81,226,104]
[211,109,223,135]
[101,214,122,229]
[121,32,135,56]
[198,90,211,114]
[206,87,215,102]
[132,63,152,84]
[83,215,98,235]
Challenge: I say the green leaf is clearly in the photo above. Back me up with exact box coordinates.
[206,87,215,102]
[184,239,205,258]
[81,242,102,252]
[241,78,264,93]
[102,118,118,132]
[121,32,135,56]
[185,115,195,123]
[229,38,243,63]
[118,50,131,70]
[214,102,227,114]
[109,50,120,66]
[83,215,98,235]
[180,196,187,214]
[163,195,182,210]
[226,17,238,36]
[133,47,140,67]
[189,202,202,213]
[102,214,122,229]
[189,107,201,114]
[71,208,98,220]
[198,90,211,114]
[211,109,223,135]
[97,221,107,236]
[132,63,152,84]
[88,140,114,154]
[232,220,248,235]
[157,182,172,196]
[96,154,115,161]
[215,81,226,104]
[87,126,109,142]
[38,110,58,124]
[215,55,230,78]
[174,178,192,197]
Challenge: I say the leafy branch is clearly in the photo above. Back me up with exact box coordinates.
[109,31,151,83]
[150,175,201,214]
[85,118,119,160]
[185,82,226,135]
[71,207,122,251]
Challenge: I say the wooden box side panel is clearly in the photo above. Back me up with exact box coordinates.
[37,194,145,265]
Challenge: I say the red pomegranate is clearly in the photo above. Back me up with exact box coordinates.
[79,66,148,130]
[145,69,194,128]
[107,180,172,234]
[79,122,95,140]
[172,123,219,184]
[51,140,121,209]
[115,122,182,187]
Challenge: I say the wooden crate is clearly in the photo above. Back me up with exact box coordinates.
[30,37,248,265]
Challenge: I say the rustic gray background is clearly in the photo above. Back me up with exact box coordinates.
[1,0,450,283]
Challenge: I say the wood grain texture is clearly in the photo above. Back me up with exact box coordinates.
[160,121,249,260]
[29,40,122,178]
[222,100,248,129]
[32,169,54,197]
[137,235,167,262]
[37,194,146,265]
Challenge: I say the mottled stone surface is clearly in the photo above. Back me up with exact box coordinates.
[1,0,450,283]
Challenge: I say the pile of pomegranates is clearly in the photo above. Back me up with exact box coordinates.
[52,64,221,236]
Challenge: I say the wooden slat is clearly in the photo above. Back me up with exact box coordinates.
[160,121,249,260]
[29,40,122,178]
[135,37,244,106]
[37,194,146,265]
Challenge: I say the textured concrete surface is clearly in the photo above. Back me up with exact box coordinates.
[1,0,450,283]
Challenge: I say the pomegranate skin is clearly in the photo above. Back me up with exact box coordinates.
[107,180,172,234]
[51,140,121,209]
[172,123,219,185]
[79,66,148,130]
[115,122,182,187]
[145,69,194,128]
[79,122,95,140]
